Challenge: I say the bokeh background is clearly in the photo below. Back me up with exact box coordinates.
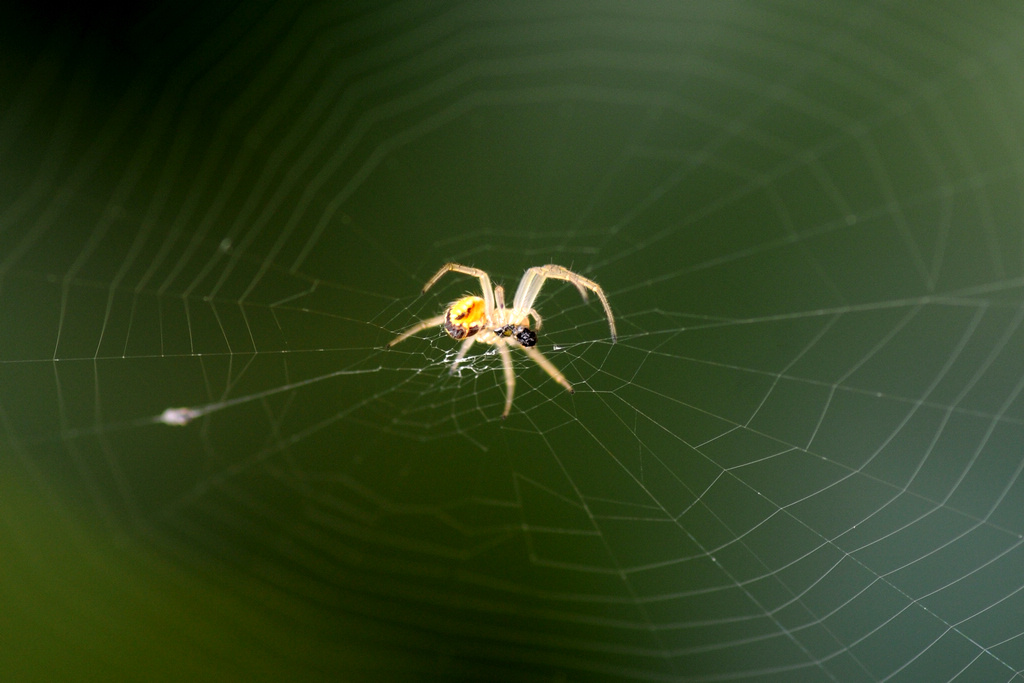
[3,2,1024,681]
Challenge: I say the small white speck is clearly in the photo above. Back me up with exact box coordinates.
[159,407,200,426]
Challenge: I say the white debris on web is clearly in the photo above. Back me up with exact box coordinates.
[158,407,201,426]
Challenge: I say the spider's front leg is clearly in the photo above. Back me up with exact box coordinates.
[497,342,515,418]
[522,346,574,394]
[513,265,617,341]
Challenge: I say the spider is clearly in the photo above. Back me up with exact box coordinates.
[387,263,617,418]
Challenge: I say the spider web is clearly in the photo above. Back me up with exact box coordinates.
[2,1,1024,681]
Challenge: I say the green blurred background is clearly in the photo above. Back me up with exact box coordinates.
[2,1,1024,681]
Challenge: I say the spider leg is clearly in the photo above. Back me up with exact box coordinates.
[422,263,495,314]
[494,284,506,312]
[386,315,446,348]
[522,345,574,394]
[513,265,617,341]
[450,337,475,373]
[497,341,515,418]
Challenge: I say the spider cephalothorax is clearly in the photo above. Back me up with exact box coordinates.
[495,324,537,348]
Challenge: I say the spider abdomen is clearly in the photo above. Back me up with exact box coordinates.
[444,295,486,340]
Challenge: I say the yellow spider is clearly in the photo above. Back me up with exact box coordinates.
[387,263,617,418]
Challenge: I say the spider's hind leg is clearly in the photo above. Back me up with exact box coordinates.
[450,338,475,374]
[386,315,446,348]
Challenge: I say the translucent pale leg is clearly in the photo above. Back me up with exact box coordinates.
[386,314,445,348]
[496,282,542,330]
[512,265,616,340]
[522,345,574,394]
[497,342,515,418]
[528,308,542,330]
[450,338,475,373]
[423,263,495,314]
[494,284,506,312]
